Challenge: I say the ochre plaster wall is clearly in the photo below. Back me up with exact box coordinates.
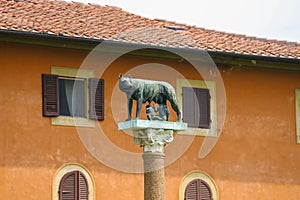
[1,43,300,200]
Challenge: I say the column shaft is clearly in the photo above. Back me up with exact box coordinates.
[142,152,166,200]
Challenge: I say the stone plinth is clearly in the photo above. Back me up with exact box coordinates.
[118,119,188,131]
[118,120,187,200]
[118,120,187,153]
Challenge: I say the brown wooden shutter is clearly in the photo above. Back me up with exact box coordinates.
[200,180,212,200]
[182,87,211,129]
[59,171,77,200]
[182,87,198,127]
[42,74,59,117]
[185,179,198,200]
[88,78,104,120]
[79,172,88,200]
[185,179,212,200]
[196,88,211,129]
[59,171,89,200]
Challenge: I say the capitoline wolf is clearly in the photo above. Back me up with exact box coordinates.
[118,74,181,122]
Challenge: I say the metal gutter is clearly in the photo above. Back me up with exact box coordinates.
[207,50,300,65]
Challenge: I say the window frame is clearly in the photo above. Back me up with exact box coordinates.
[179,171,218,200]
[50,66,96,127]
[176,79,217,136]
[58,76,87,118]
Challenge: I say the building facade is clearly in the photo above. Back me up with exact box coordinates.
[0,0,300,199]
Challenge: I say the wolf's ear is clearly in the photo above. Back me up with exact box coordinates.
[119,74,123,79]
[128,74,132,83]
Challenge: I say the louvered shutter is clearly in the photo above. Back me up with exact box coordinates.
[42,74,59,117]
[88,78,104,120]
[185,179,198,200]
[182,87,199,127]
[185,179,212,200]
[199,180,212,200]
[79,172,88,200]
[182,87,211,129]
[59,171,89,200]
[59,171,77,200]
[195,88,211,129]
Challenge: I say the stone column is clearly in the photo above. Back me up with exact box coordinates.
[133,127,175,200]
[118,120,187,200]
[143,152,165,200]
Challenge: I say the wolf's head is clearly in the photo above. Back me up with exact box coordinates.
[119,74,134,94]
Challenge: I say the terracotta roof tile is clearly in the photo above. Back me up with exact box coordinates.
[0,0,299,60]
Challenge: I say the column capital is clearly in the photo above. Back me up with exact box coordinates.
[133,128,173,152]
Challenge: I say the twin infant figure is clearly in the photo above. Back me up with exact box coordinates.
[146,103,170,121]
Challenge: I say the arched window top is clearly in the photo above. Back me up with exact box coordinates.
[52,163,95,200]
[185,179,212,200]
[179,171,218,200]
[59,171,88,200]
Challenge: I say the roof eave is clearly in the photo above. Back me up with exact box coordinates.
[208,50,300,71]
[0,30,299,71]
[0,29,102,50]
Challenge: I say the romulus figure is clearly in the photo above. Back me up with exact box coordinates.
[146,104,170,121]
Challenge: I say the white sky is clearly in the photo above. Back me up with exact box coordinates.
[71,0,300,43]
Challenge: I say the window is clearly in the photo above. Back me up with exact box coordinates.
[185,179,212,200]
[42,67,104,127]
[179,171,218,200]
[52,164,95,200]
[59,171,88,200]
[177,79,217,136]
[58,78,85,117]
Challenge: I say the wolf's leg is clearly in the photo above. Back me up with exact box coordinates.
[169,99,182,122]
[136,99,143,119]
[126,98,133,121]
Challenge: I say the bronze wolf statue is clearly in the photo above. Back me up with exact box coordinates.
[119,74,181,122]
